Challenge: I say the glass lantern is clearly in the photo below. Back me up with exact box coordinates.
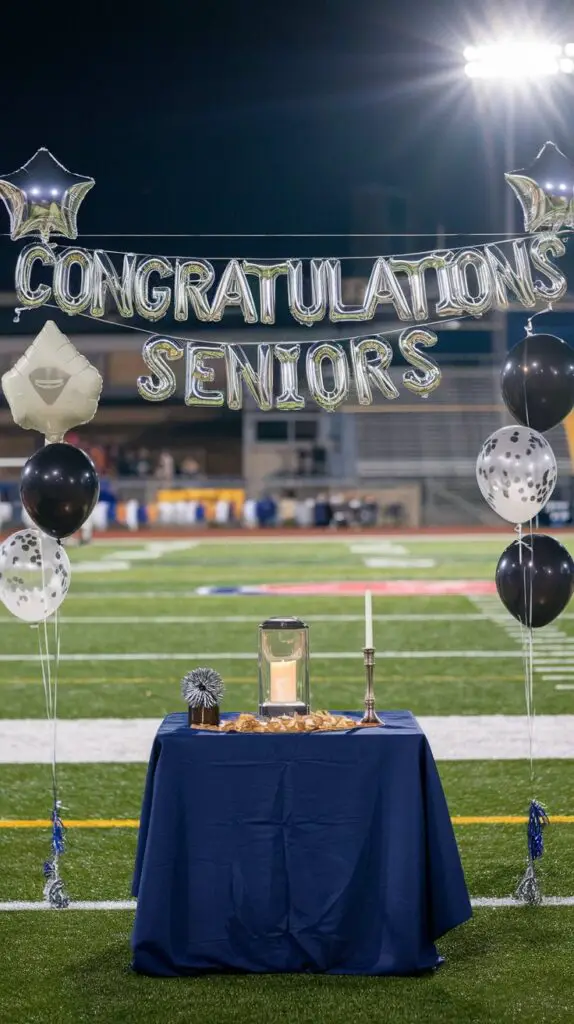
[258,616,310,717]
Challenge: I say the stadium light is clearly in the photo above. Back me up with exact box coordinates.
[462,38,574,413]
[464,41,574,79]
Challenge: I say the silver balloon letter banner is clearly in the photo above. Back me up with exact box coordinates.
[11,233,568,331]
[137,330,443,411]
[0,319,103,907]
[1,143,573,415]
[476,317,574,905]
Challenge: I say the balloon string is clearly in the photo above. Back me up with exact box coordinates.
[527,507,536,788]
[516,527,535,785]
[24,301,477,349]
[525,303,553,337]
[38,545,52,720]
[518,577,534,784]
[37,536,65,894]
[36,626,51,721]
[12,229,553,240]
[520,310,540,785]
[50,230,543,263]
[527,624,535,785]
[39,545,57,796]
[51,606,61,808]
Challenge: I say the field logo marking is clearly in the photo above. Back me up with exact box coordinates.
[349,541,436,570]
[72,540,199,575]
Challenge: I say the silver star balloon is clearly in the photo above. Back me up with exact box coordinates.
[0,148,94,242]
[505,141,574,233]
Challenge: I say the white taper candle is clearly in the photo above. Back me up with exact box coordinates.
[365,589,373,649]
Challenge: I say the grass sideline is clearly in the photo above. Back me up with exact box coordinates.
[1,535,574,1022]
[2,911,574,1024]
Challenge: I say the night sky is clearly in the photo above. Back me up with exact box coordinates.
[1,0,574,248]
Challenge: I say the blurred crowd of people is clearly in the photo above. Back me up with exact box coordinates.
[1,434,407,533]
[65,435,201,481]
[150,492,396,529]
[0,490,398,534]
[243,492,385,528]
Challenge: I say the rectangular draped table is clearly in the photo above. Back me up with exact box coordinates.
[132,711,471,976]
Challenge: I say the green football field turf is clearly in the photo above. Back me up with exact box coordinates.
[1,533,573,1023]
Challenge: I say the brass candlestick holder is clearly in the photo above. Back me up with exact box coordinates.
[361,647,383,726]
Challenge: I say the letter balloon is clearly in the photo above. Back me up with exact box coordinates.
[306,343,350,411]
[15,243,55,309]
[399,329,441,397]
[274,345,305,410]
[137,336,183,402]
[350,337,398,404]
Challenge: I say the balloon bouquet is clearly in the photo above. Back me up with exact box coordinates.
[476,333,574,626]
[0,319,102,906]
[474,121,574,909]
[0,320,101,623]
[476,329,574,905]
[0,444,99,622]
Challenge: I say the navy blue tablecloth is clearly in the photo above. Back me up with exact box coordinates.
[131,711,471,976]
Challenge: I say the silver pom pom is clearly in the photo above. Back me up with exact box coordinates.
[43,872,70,909]
[181,667,224,709]
[515,861,543,906]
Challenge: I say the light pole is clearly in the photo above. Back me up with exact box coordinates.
[463,40,574,422]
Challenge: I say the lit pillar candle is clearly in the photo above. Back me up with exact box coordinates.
[365,590,373,649]
[270,659,297,703]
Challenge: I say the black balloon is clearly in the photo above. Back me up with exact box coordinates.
[496,534,574,628]
[501,333,574,432]
[20,443,99,540]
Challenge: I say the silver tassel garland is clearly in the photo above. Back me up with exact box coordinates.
[515,860,542,907]
[515,800,549,907]
[42,800,69,909]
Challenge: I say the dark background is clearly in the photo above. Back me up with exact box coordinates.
[1,0,573,242]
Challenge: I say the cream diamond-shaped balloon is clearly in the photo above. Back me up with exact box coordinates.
[1,321,103,442]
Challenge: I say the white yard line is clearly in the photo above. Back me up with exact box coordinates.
[470,595,574,690]
[470,897,574,907]
[349,543,409,554]
[363,558,437,568]
[58,591,574,606]
[0,901,137,911]
[90,534,534,546]
[0,614,498,625]
[0,651,523,662]
[0,896,573,911]
[1,715,572,762]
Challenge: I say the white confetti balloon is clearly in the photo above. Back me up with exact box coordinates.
[0,529,71,622]
[476,425,557,525]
